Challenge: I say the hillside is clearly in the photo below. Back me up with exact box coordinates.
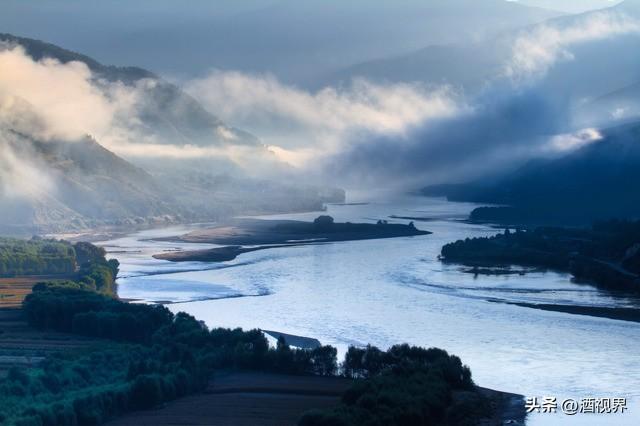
[0,34,344,234]
[577,78,640,128]
[0,32,259,148]
[0,130,183,234]
[324,40,509,93]
[424,121,640,225]
[328,0,640,99]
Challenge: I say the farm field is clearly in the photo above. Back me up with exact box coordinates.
[0,308,104,379]
[107,371,354,426]
[0,275,74,309]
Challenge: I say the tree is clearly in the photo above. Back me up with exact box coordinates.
[314,215,334,229]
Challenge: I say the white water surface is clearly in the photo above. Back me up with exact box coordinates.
[101,195,640,425]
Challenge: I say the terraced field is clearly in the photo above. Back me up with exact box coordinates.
[0,309,103,378]
[0,275,74,308]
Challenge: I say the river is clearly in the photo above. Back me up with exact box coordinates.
[100,195,640,425]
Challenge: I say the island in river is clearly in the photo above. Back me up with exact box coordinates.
[441,220,640,292]
[153,215,431,262]
[440,220,640,322]
[0,235,523,426]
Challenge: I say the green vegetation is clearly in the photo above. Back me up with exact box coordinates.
[0,237,491,426]
[0,238,118,296]
[274,215,425,236]
[2,281,340,425]
[299,345,487,426]
[24,285,169,343]
[441,220,640,292]
[0,329,208,426]
[0,238,75,277]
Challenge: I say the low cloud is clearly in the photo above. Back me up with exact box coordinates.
[0,44,136,142]
[324,88,570,188]
[185,70,579,188]
[1,16,636,199]
[182,12,640,189]
[505,11,640,81]
[0,132,54,201]
[0,44,281,183]
[545,128,603,152]
[186,72,461,167]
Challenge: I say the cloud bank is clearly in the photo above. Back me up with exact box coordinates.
[186,72,461,167]
[3,7,640,196]
[0,132,54,202]
[505,11,640,81]
[183,74,583,188]
[0,44,136,142]
[182,10,640,189]
[0,44,280,180]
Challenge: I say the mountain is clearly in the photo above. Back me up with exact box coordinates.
[576,79,640,128]
[0,0,560,86]
[0,130,183,234]
[0,34,344,234]
[324,39,510,93]
[329,1,640,99]
[0,32,259,148]
[424,120,640,225]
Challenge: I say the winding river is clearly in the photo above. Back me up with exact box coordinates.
[100,195,640,425]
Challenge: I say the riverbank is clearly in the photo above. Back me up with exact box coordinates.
[499,301,640,323]
[105,196,640,425]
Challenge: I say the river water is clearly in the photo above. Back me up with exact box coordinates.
[100,195,640,425]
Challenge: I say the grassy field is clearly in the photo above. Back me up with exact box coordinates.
[0,275,75,308]
[106,371,353,426]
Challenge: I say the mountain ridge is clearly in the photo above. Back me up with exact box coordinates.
[423,120,640,225]
[0,34,344,234]
[0,32,259,148]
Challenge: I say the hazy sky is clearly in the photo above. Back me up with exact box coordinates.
[0,0,563,84]
[2,0,639,190]
[512,0,622,13]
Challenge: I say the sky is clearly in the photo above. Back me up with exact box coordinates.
[0,0,578,84]
[2,0,640,191]
[512,0,622,13]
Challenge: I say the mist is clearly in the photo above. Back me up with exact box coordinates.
[176,8,640,190]
[1,2,640,232]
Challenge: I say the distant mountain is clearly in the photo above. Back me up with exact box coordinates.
[424,121,640,225]
[329,1,640,99]
[324,39,510,93]
[0,0,560,86]
[0,33,259,148]
[0,34,343,234]
[576,79,640,128]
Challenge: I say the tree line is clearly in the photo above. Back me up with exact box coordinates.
[0,239,491,426]
[0,237,76,277]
